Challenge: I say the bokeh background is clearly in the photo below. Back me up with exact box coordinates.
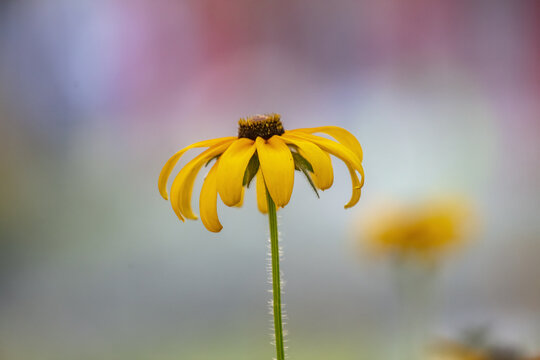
[1,1,540,359]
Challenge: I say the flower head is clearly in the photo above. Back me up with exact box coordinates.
[428,340,488,360]
[361,197,475,262]
[159,114,364,232]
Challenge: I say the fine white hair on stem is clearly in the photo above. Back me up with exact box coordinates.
[267,221,288,353]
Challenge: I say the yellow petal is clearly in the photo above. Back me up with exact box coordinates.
[199,160,222,232]
[281,134,334,190]
[256,136,294,207]
[345,163,362,208]
[158,136,236,200]
[234,187,245,208]
[170,141,234,221]
[217,138,257,207]
[256,169,267,213]
[286,132,364,208]
[288,126,363,161]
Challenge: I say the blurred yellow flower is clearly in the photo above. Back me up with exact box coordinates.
[361,197,475,261]
[428,336,539,360]
[159,114,364,232]
[428,342,487,360]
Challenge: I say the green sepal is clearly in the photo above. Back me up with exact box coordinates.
[205,154,221,167]
[242,153,260,188]
[300,167,320,198]
[292,151,313,172]
[291,151,319,198]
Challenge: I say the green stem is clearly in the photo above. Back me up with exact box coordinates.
[266,189,285,360]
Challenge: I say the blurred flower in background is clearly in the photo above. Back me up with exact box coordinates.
[355,196,478,360]
[428,327,540,360]
[360,196,476,264]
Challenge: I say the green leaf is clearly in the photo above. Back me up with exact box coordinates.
[242,153,260,188]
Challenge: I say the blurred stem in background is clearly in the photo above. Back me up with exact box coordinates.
[393,257,438,360]
[266,189,285,360]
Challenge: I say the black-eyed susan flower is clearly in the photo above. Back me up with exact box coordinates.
[361,198,474,262]
[158,113,364,232]
[158,113,364,360]
[357,198,476,359]
[428,340,487,360]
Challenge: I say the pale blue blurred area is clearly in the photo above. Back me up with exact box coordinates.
[1,1,540,359]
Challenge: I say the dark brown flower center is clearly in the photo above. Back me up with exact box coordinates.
[238,114,285,140]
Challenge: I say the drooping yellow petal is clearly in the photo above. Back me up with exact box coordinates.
[286,132,364,208]
[199,160,222,232]
[256,136,294,207]
[286,132,362,172]
[288,126,363,162]
[170,141,234,221]
[281,134,334,190]
[158,136,236,200]
[256,169,267,213]
[234,187,245,208]
[217,138,257,207]
[345,163,362,208]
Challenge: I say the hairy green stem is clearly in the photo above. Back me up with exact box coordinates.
[266,189,285,360]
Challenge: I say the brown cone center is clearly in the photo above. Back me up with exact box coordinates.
[238,114,284,140]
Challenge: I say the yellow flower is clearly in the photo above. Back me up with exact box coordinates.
[158,114,364,232]
[428,343,487,360]
[361,197,475,261]
[428,339,540,360]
